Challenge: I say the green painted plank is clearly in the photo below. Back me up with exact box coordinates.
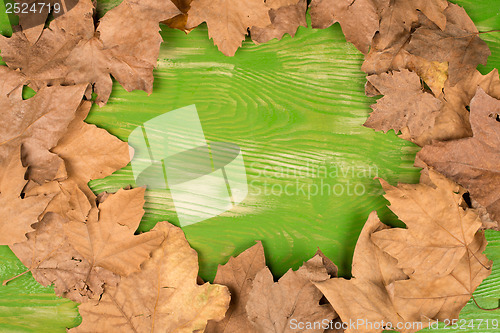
[0,247,81,332]
[0,1,499,332]
[86,21,421,280]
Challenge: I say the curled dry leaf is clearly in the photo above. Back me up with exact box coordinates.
[314,212,411,333]
[71,221,231,333]
[309,0,388,54]
[64,187,164,277]
[372,170,483,277]
[362,0,448,74]
[246,254,337,333]
[23,179,91,224]
[418,88,500,226]
[250,0,307,44]
[0,66,87,183]
[162,0,194,32]
[406,3,490,86]
[205,241,266,333]
[13,0,83,44]
[425,68,500,144]
[404,54,448,97]
[364,69,442,146]
[0,0,181,106]
[186,0,271,56]
[0,153,54,245]
[51,100,131,203]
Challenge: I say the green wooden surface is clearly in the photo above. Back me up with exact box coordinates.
[0,1,499,331]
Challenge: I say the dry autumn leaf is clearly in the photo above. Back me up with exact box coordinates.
[246,254,337,333]
[186,0,271,56]
[372,170,483,277]
[0,0,181,106]
[388,231,491,323]
[364,69,442,146]
[403,54,449,97]
[309,0,388,54]
[0,66,25,97]
[422,68,500,144]
[314,212,411,333]
[71,221,231,333]
[22,179,91,225]
[0,0,95,91]
[163,0,194,32]
[406,3,490,86]
[205,241,266,333]
[418,88,500,225]
[8,211,120,303]
[0,153,54,245]
[51,101,131,203]
[64,187,164,277]
[13,0,81,44]
[362,0,449,74]
[0,67,87,183]
[250,0,307,44]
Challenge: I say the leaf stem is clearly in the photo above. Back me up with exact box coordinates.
[2,269,30,285]
[472,295,500,311]
[477,29,500,34]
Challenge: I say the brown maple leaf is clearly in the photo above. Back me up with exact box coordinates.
[205,241,266,333]
[0,0,95,91]
[51,100,131,203]
[421,68,500,144]
[362,0,449,74]
[314,212,411,333]
[13,0,81,44]
[0,0,181,106]
[371,170,483,277]
[246,254,337,333]
[70,221,231,333]
[364,69,442,146]
[186,0,271,56]
[0,153,54,245]
[8,211,120,303]
[309,0,388,54]
[0,67,87,183]
[406,3,490,86]
[64,187,164,277]
[23,179,91,224]
[417,88,500,224]
[250,0,307,44]
[389,231,491,322]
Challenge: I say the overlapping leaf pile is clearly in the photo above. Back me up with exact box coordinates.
[0,0,498,332]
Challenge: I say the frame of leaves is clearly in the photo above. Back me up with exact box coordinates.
[0,0,499,332]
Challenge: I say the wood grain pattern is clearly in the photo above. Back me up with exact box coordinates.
[86,21,420,282]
